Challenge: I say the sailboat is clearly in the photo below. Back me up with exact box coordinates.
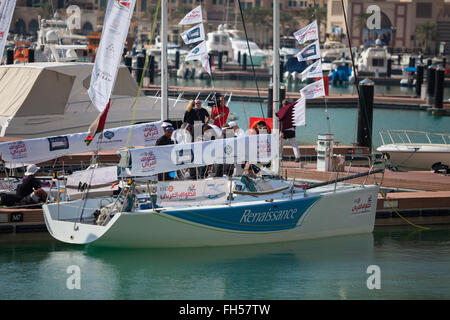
[42,0,382,248]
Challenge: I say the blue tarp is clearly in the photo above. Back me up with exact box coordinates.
[284,57,307,73]
[404,67,417,72]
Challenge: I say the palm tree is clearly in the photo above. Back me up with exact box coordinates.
[416,22,436,54]
[245,7,272,45]
[40,2,54,19]
[299,7,327,41]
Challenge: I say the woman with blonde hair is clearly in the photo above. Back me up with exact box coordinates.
[182,99,210,142]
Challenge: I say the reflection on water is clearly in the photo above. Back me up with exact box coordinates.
[1,227,449,300]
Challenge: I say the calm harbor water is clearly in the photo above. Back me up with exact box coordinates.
[0,226,449,300]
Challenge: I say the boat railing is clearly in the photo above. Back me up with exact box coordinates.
[380,130,450,146]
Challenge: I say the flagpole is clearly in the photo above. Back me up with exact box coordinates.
[272,0,280,176]
[161,0,169,121]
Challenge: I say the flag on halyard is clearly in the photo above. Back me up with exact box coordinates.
[0,0,16,61]
[300,78,325,100]
[85,100,111,146]
[178,5,203,25]
[293,20,318,45]
[301,59,323,81]
[88,0,136,113]
[292,95,306,127]
[180,23,205,45]
[296,40,321,62]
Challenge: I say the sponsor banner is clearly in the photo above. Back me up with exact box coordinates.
[301,59,323,81]
[88,0,136,113]
[292,95,306,127]
[296,40,321,62]
[351,194,374,215]
[185,40,207,62]
[163,195,321,232]
[0,121,163,167]
[125,134,277,177]
[180,23,205,45]
[157,178,228,207]
[178,5,203,25]
[293,20,318,45]
[300,78,325,100]
[0,0,16,60]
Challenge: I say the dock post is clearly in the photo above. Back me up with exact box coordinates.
[149,55,155,84]
[218,51,223,70]
[124,55,132,73]
[416,64,424,97]
[136,53,145,84]
[242,53,247,71]
[427,58,432,68]
[28,48,35,63]
[357,79,374,152]
[237,51,241,65]
[434,67,445,109]
[175,51,180,69]
[427,66,436,105]
[387,59,392,78]
[280,56,284,83]
[6,49,13,64]
[267,84,273,117]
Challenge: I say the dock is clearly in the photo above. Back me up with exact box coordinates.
[143,85,450,113]
[1,144,448,236]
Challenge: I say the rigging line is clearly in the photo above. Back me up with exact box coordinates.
[126,0,161,147]
[237,0,265,119]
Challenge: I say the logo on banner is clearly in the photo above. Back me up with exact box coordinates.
[159,184,197,201]
[143,124,159,141]
[114,0,131,9]
[95,68,113,82]
[103,131,115,140]
[300,45,317,59]
[186,27,201,41]
[140,150,157,171]
[48,136,69,151]
[352,195,373,215]
[0,31,4,40]
[8,142,27,160]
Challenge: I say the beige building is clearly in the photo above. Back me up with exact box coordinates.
[327,0,450,53]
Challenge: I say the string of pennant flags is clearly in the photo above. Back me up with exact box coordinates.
[178,5,211,76]
[292,20,326,127]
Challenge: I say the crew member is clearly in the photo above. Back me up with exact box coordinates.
[156,122,176,181]
[210,94,230,128]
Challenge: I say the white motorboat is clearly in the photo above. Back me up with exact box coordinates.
[205,25,234,63]
[356,40,388,76]
[377,130,450,170]
[42,1,382,249]
[34,15,88,63]
[321,41,351,63]
[0,62,188,138]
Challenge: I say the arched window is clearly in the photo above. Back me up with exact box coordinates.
[29,19,39,36]
[14,19,27,35]
[82,22,94,35]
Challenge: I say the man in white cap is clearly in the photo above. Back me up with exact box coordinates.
[227,121,245,137]
[156,122,176,181]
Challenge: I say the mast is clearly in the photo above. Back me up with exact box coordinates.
[161,0,169,120]
[272,0,280,175]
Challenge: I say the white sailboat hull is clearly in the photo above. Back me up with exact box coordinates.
[43,184,379,248]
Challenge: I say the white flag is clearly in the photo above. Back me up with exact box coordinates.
[296,40,321,62]
[0,0,16,61]
[292,96,306,127]
[178,5,203,25]
[185,40,208,62]
[300,78,325,100]
[201,54,211,75]
[88,0,136,113]
[293,20,318,45]
[301,59,323,81]
[180,23,205,45]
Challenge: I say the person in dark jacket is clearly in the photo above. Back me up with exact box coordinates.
[276,99,301,162]
[183,99,210,142]
[0,164,43,206]
[156,122,176,181]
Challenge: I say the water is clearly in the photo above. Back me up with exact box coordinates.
[228,101,449,148]
[1,226,449,299]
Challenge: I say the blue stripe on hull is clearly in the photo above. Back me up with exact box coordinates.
[163,196,321,232]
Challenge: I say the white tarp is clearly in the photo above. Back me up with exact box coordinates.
[157,178,228,207]
[178,5,203,25]
[0,121,163,167]
[66,166,118,198]
[0,0,15,61]
[122,134,276,177]
[88,0,136,113]
[293,20,318,45]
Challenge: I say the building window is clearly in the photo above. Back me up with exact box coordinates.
[331,0,341,16]
[142,0,147,11]
[416,3,432,18]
